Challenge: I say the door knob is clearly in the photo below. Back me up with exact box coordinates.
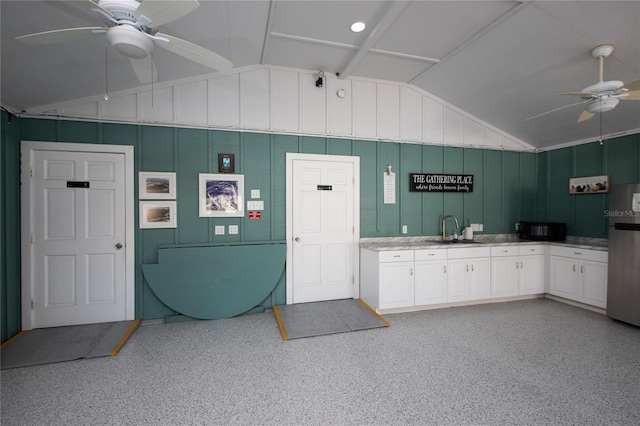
[115,243,123,249]
[294,237,300,242]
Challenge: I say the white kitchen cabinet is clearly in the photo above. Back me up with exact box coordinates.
[491,245,545,298]
[414,249,448,305]
[447,247,491,302]
[360,249,415,310]
[549,246,607,308]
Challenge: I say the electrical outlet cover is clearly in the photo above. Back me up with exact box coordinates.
[214,225,225,235]
[229,225,238,235]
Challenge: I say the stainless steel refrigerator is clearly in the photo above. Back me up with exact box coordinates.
[607,183,640,327]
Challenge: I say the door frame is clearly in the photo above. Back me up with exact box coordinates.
[20,141,135,330]
[285,153,360,305]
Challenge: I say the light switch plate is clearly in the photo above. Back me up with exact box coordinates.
[402,225,407,234]
[247,200,264,210]
[251,189,260,199]
[229,225,238,235]
[214,225,225,235]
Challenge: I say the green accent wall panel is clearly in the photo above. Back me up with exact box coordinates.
[400,143,423,236]
[242,132,272,242]
[482,150,502,234]
[574,142,607,237]
[103,123,139,147]
[463,148,484,228]
[19,118,58,141]
[502,151,520,234]
[547,148,573,227]
[327,138,353,156]
[141,126,175,170]
[301,136,326,154]
[176,137,209,244]
[377,141,401,235]
[443,147,464,227]
[421,145,444,235]
[535,153,548,221]
[353,139,379,237]
[607,134,640,184]
[519,153,537,221]
[60,120,100,144]
[273,135,299,240]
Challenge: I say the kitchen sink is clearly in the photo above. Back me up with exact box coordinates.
[441,240,485,244]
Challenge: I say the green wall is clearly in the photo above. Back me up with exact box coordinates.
[2,111,639,341]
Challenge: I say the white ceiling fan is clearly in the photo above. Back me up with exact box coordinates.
[527,45,640,122]
[15,0,233,83]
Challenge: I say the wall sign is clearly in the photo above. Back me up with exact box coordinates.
[410,173,474,193]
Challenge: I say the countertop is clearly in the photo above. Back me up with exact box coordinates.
[359,234,608,252]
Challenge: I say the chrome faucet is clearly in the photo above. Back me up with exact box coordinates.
[442,215,460,242]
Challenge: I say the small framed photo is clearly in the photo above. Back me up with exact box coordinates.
[218,154,235,173]
[199,173,244,217]
[569,174,610,194]
[139,201,177,228]
[139,172,176,200]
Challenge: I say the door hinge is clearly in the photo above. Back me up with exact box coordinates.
[30,168,33,178]
[30,234,35,244]
[352,276,355,284]
[31,299,35,310]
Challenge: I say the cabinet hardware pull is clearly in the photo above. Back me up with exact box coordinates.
[466,265,469,272]
[410,267,414,276]
[516,261,519,269]
[581,265,584,273]
[520,261,523,268]
[574,252,582,255]
[573,264,576,272]
[472,264,475,271]
[444,266,446,273]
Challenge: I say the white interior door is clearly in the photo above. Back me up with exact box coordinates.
[287,154,360,304]
[22,143,133,329]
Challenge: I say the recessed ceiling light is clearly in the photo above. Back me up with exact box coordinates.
[350,21,366,33]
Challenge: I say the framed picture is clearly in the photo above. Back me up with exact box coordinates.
[139,201,177,228]
[569,174,610,194]
[218,154,235,173]
[199,173,244,217]
[139,172,176,199]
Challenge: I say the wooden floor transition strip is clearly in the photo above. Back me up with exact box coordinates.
[110,318,141,356]
[0,330,24,349]
[272,305,289,340]
[357,299,390,327]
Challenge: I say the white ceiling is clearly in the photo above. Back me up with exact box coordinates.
[2,0,639,149]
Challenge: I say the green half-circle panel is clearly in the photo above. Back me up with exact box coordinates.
[142,243,286,320]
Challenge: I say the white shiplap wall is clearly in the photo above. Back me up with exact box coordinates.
[33,65,533,151]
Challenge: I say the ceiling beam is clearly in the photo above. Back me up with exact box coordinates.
[338,0,412,79]
[260,0,278,64]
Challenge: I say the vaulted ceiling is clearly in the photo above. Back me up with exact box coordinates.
[2,1,639,149]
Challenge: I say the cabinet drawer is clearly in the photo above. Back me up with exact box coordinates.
[415,249,447,261]
[518,245,545,256]
[550,245,608,262]
[379,250,414,263]
[490,246,518,257]
[447,246,491,259]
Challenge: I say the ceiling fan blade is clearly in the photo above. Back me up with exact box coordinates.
[578,110,595,123]
[622,80,640,92]
[620,91,640,101]
[16,27,105,45]
[155,33,233,71]
[130,58,159,84]
[525,100,588,121]
[559,91,597,97]
[135,0,200,27]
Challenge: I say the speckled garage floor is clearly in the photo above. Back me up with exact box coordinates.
[2,298,639,425]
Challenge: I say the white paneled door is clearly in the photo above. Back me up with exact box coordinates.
[288,155,359,304]
[23,147,129,329]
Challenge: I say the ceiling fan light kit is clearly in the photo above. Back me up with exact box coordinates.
[106,25,153,58]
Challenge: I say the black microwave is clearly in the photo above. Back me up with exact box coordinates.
[516,221,566,241]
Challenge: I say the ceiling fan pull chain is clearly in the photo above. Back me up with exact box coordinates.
[104,44,109,101]
[151,53,154,107]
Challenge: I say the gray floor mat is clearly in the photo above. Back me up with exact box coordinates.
[273,299,389,340]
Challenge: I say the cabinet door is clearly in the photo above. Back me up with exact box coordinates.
[519,255,545,295]
[447,259,470,302]
[379,262,414,309]
[491,257,519,298]
[470,258,491,300]
[550,256,578,299]
[415,260,447,305]
[580,260,607,308]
